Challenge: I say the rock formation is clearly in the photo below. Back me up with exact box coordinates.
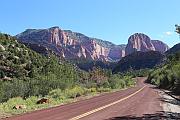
[125,33,169,56]
[16,27,125,61]
[16,28,169,62]
[151,40,169,53]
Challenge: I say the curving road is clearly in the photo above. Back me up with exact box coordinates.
[4,77,163,120]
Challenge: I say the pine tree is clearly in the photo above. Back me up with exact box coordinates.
[0,70,5,78]
[175,24,180,40]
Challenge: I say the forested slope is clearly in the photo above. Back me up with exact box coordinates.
[148,49,180,95]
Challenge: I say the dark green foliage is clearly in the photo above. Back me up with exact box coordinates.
[0,33,79,102]
[0,70,5,78]
[165,43,180,55]
[125,69,152,78]
[70,58,115,71]
[175,24,180,34]
[113,51,164,73]
[148,51,180,95]
[78,67,134,90]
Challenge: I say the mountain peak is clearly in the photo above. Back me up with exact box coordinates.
[50,26,60,29]
[125,33,168,55]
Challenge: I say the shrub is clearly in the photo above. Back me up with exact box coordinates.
[1,97,26,113]
[124,76,134,87]
[148,52,180,95]
[97,87,111,93]
[86,87,97,93]
[109,74,131,89]
[48,89,65,100]
[0,70,5,78]
[25,96,38,109]
[64,86,85,98]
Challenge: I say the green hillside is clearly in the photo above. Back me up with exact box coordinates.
[113,51,164,73]
[0,33,80,102]
[147,51,180,95]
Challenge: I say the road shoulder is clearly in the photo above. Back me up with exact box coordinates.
[159,90,180,119]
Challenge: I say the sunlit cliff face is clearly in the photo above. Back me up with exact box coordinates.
[16,28,169,62]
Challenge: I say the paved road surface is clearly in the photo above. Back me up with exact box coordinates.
[4,77,163,120]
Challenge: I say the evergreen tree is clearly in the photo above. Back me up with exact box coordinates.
[0,70,5,78]
[175,24,180,34]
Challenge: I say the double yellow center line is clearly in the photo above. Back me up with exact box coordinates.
[69,86,146,120]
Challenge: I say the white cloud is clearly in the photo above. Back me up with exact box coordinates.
[165,31,172,36]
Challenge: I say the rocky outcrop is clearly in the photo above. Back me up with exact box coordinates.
[108,46,126,61]
[16,27,125,62]
[0,44,5,51]
[125,33,169,56]
[152,40,169,53]
[13,105,26,110]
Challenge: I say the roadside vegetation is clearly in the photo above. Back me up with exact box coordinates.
[147,52,180,94]
[0,33,135,117]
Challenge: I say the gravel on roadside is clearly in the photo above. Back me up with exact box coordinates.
[159,90,180,119]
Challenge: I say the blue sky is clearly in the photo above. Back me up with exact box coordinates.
[0,0,179,47]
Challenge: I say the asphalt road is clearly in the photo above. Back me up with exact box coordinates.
[4,77,163,120]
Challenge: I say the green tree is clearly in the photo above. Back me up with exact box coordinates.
[0,70,5,78]
[175,24,180,34]
[175,24,180,40]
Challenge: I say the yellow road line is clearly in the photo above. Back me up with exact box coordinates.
[69,86,146,120]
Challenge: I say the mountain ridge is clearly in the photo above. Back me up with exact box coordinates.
[16,27,169,62]
[16,26,126,62]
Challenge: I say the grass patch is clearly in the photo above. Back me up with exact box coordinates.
[0,81,135,119]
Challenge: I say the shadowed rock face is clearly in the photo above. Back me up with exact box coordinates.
[109,47,125,60]
[113,51,164,72]
[152,40,169,53]
[16,27,125,62]
[125,33,169,56]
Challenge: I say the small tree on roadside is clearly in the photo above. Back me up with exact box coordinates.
[175,24,180,39]
[0,70,5,78]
